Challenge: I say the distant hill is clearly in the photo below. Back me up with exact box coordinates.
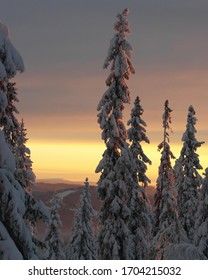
[36,178,83,184]
[33,182,155,241]
[35,182,82,192]
[36,178,97,185]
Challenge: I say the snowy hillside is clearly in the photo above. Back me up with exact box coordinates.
[33,182,155,241]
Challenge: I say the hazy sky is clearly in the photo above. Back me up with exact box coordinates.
[1,0,208,183]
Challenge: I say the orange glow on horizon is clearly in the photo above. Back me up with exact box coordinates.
[30,141,105,183]
[29,140,208,186]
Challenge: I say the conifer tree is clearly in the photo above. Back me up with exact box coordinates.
[66,178,96,260]
[2,81,36,192]
[153,100,187,259]
[194,168,208,258]
[0,22,24,81]
[95,9,135,259]
[154,100,175,228]
[174,105,204,240]
[0,22,40,259]
[127,96,151,187]
[44,195,65,260]
[0,21,49,259]
[127,96,152,259]
[15,119,36,191]
[14,119,49,257]
[4,85,49,231]
[0,130,38,259]
[4,82,20,149]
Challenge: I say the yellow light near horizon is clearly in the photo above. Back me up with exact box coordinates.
[144,143,208,186]
[29,141,208,186]
[29,141,105,182]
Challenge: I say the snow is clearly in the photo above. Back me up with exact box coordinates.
[174,105,203,240]
[164,243,207,260]
[0,130,15,173]
[0,221,23,260]
[26,169,36,182]
[0,91,8,117]
[0,61,7,80]
[193,168,208,258]
[66,178,96,260]
[0,22,9,39]
[96,8,137,260]
[9,43,25,73]
[0,21,24,79]
[55,189,77,200]
[0,168,39,259]
[2,7,208,261]
[44,196,65,260]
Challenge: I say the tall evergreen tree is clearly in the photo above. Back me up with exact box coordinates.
[95,8,135,259]
[66,178,96,260]
[44,195,65,260]
[15,119,49,257]
[15,119,36,191]
[194,168,208,258]
[154,100,175,228]
[0,129,38,259]
[0,21,49,259]
[174,105,204,240]
[4,84,48,227]
[0,22,24,81]
[153,100,187,259]
[3,82,36,192]
[127,96,151,187]
[0,22,40,259]
[127,96,153,259]
[4,82,20,149]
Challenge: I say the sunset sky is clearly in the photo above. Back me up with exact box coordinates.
[1,0,208,185]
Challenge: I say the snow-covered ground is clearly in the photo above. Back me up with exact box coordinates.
[55,189,77,200]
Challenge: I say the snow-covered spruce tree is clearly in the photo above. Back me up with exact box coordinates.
[127,96,153,259]
[0,23,36,192]
[2,81,36,192]
[127,96,151,188]
[95,9,135,260]
[0,130,38,259]
[174,105,204,240]
[152,100,187,260]
[15,120,49,250]
[66,178,96,260]
[44,195,65,260]
[5,85,49,236]
[4,82,20,149]
[15,119,36,191]
[0,22,41,259]
[0,21,49,259]
[0,22,24,82]
[194,168,208,258]
[0,126,45,259]
[127,187,152,259]
[163,243,207,260]
[154,100,175,229]
[11,117,49,257]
